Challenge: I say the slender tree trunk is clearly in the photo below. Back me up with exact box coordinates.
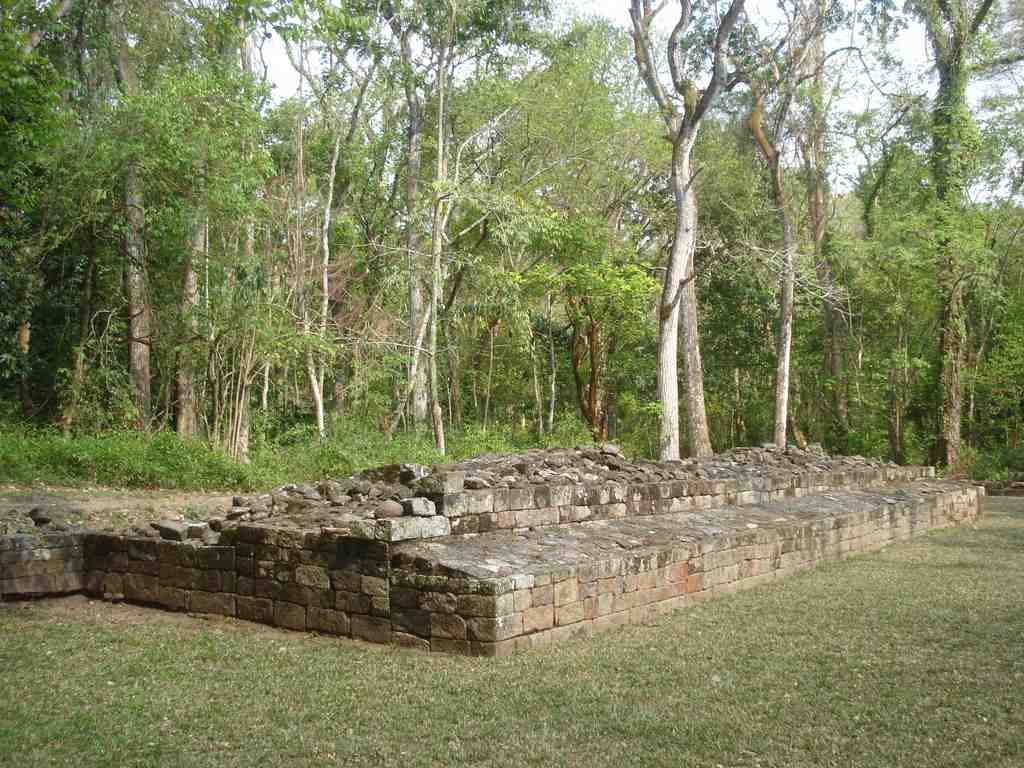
[773,193,796,449]
[177,214,203,439]
[16,319,33,417]
[123,164,151,430]
[112,7,150,431]
[662,132,712,459]
[547,294,557,432]
[61,242,96,435]
[427,24,453,455]
[396,28,429,428]
[801,20,849,451]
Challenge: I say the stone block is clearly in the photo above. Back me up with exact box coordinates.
[157,586,188,611]
[236,596,274,624]
[351,614,391,644]
[507,487,534,511]
[420,591,457,613]
[465,490,494,515]
[190,591,235,617]
[456,592,513,617]
[377,516,450,542]
[431,612,467,639]
[441,493,468,517]
[546,485,572,507]
[522,604,554,634]
[274,601,307,630]
[514,507,558,528]
[308,607,350,636]
[126,538,159,562]
[430,637,471,655]
[467,613,523,642]
[402,498,437,517]
[513,589,532,612]
[123,573,159,604]
[294,565,330,589]
[330,570,362,592]
[555,601,584,626]
[553,579,578,606]
[392,632,431,652]
[532,584,553,606]
[195,547,235,571]
[361,575,388,597]
[392,609,431,638]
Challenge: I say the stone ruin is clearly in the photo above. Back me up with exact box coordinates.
[1,445,983,656]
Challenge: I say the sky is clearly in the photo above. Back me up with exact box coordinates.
[255,0,956,193]
[259,0,934,103]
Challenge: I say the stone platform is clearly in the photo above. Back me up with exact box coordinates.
[1,446,983,655]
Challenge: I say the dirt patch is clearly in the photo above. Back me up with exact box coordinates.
[0,484,234,534]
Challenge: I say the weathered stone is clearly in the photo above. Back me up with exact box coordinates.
[467,614,523,642]
[308,607,350,636]
[401,498,436,517]
[376,500,404,519]
[376,516,450,542]
[274,601,306,630]
[236,596,274,623]
[294,565,330,589]
[190,591,235,617]
[522,604,554,634]
[431,612,467,639]
[392,609,431,637]
[351,615,391,644]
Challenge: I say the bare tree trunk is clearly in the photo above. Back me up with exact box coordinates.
[113,8,150,431]
[16,319,33,417]
[123,164,151,430]
[662,134,712,458]
[774,211,796,448]
[306,130,342,440]
[629,0,743,460]
[177,214,203,439]
[427,16,454,456]
[547,296,557,432]
[393,25,429,428]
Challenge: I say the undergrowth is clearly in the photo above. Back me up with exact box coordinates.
[0,418,594,491]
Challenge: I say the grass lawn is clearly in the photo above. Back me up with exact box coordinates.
[1,498,1022,768]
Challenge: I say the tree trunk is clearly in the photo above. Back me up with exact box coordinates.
[399,32,429,428]
[123,164,151,431]
[932,61,970,468]
[61,241,96,435]
[547,294,557,432]
[662,132,712,459]
[112,6,150,432]
[177,214,203,439]
[773,186,796,449]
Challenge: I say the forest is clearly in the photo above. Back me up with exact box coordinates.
[1,0,1022,489]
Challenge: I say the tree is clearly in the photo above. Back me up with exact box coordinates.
[908,0,1014,466]
[628,0,747,459]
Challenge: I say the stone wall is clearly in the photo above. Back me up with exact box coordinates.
[1,532,84,598]
[0,451,982,657]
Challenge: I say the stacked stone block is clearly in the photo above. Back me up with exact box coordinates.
[1,532,84,597]
[0,456,982,658]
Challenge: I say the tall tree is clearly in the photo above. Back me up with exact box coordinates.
[110,1,151,431]
[909,0,1010,466]
[629,0,747,459]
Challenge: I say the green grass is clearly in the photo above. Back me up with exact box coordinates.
[0,419,594,491]
[2,499,1022,767]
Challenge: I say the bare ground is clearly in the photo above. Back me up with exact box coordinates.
[0,484,234,532]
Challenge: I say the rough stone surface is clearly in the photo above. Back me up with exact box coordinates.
[0,447,981,658]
